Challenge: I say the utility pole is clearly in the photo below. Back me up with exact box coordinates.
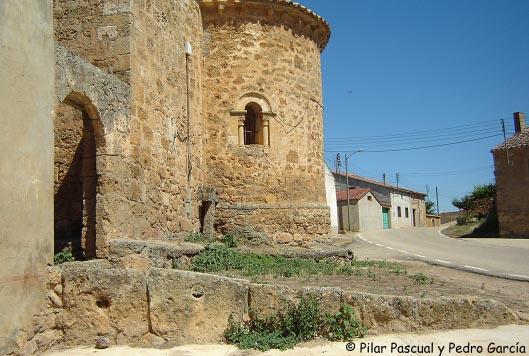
[396,173,400,188]
[344,149,364,232]
[435,186,440,216]
[501,119,511,165]
[335,153,341,174]
[383,173,386,185]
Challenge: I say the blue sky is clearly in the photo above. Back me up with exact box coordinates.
[298,0,529,212]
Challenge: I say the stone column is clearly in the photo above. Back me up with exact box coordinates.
[263,118,270,146]
[202,202,216,240]
[197,187,218,241]
[238,118,245,146]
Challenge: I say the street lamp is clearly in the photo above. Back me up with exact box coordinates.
[345,149,364,232]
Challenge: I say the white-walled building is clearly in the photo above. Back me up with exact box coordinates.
[324,165,339,234]
[333,172,429,231]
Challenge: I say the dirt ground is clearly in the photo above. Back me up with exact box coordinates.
[219,260,529,320]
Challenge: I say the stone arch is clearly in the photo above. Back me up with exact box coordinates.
[231,93,274,146]
[54,91,106,259]
[234,92,273,113]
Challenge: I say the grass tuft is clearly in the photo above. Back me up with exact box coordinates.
[225,296,367,351]
[190,244,404,278]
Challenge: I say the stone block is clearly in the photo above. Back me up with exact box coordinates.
[248,283,298,316]
[59,261,148,346]
[147,269,250,344]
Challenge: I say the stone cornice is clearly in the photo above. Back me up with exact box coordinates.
[198,0,331,51]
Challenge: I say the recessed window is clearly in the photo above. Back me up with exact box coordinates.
[367,196,372,201]
[397,207,402,217]
[244,103,263,145]
[405,208,409,218]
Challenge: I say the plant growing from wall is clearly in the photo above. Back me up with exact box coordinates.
[54,247,74,265]
[225,296,367,351]
[323,303,368,341]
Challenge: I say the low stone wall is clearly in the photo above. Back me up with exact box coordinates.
[216,203,331,245]
[20,263,519,354]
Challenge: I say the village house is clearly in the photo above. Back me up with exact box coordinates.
[333,172,428,232]
[492,112,529,238]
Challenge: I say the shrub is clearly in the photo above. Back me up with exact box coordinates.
[191,244,242,272]
[456,215,472,226]
[323,304,367,341]
[225,297,367,351]
[184,232,207,244]
[54,248,74,265]
[223,234,238,248]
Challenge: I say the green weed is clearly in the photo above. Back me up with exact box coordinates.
[410,272,430,285]
[54,248,74,265]
[225,296,367,351]
[191,244,404,278]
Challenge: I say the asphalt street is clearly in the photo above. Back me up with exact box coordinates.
[353,227,529,281]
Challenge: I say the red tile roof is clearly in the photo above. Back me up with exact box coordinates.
[493,129,529,151]
[336,187,371,201]
[334,172,426,197]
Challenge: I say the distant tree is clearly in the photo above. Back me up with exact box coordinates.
[425,200,436,215]
[452,184,496,219]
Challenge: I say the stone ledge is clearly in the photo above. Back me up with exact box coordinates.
[26,264,520,354]
[108,239,205,269]
[217,202,329,210]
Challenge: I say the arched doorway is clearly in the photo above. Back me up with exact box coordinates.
[54,93,103,259]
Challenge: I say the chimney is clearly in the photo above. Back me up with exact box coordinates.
[514,112,526,133]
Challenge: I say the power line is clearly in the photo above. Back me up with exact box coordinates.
[326,119,500,141]
[325,134,502,153]
[325,128,502,148]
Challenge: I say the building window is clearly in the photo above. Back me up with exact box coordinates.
[244,103,264,145]
[405,208,409,218]
[397,207,402,217]
[367,196,372,201]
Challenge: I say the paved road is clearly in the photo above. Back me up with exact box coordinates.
[352,227,529,281]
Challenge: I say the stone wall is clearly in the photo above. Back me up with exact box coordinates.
[128,0,205,240]
[25,263,519,353]
[494,147,529,238]
[54,0,132,82]
[0,0,55,352]
[55,45,132,257]
[200,1,331,242]
[53,0,206,252]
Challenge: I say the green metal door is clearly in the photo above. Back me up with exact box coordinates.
[382,208,390,229]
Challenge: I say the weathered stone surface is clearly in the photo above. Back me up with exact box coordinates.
[201,2,331,243]
[341,292,519,335]
[493,146,529,238]
[95,336,111,349]
[147,269,250,344]
[59,261,149,346]
[248,284,299,316]
[27,264,521,353]
[54,0,206,255]
[109,239,205,269]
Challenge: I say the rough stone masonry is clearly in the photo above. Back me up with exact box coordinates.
[52,0,333,257]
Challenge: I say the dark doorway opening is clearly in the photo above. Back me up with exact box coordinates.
[54,99,98,259]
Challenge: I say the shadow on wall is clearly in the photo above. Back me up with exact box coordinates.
[54,94,104,259]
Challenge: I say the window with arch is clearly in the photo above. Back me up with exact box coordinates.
[244,102,264,145]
